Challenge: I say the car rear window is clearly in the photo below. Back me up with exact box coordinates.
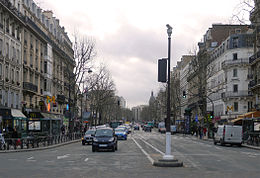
[95,129,113,137]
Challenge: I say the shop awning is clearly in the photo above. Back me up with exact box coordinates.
[231,111,260,123]
[11,109,27,120]
[40,113,61,121]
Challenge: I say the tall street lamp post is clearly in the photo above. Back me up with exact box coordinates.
[163,24,174,160]
[154,24,182,167]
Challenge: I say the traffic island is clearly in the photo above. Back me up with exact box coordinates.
[153,159,183,167]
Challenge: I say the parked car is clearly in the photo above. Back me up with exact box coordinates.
[214,125,242,146]
[134,125,140,130]
[82,129,96,145]
[92,128,118,152]
[159,127,166,134]
[158,122,165,132]
[115,128,128,140]
[143,125,152,132]
[0,134,6,150]
[170,125,177,135]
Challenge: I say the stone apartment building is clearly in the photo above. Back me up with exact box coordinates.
[207,32,254,123]
[0,0,74,133]
[249,0,260,110]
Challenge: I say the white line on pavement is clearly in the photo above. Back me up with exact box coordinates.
[138,136,164,156]
[57,154,70,159]
[84,158,89,162]
[27,157,34,160]
[132,137,154,164]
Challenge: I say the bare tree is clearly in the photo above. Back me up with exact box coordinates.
[231,0,254,24]
[84,64,116,125]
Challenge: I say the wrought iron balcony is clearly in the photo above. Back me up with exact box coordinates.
[23,82,38,93]
[221,90,253,99]
[249,50,260,64]
[221,58,249,69]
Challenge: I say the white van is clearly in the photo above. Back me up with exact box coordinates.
[214,125,242,146]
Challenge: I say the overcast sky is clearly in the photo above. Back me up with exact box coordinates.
[34,0,248,108]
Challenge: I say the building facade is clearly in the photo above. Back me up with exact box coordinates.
[0,0,74,134]
[207,33,254,123]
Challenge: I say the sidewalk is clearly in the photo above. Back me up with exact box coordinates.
[0,139,81,153]
[178,133,260,151]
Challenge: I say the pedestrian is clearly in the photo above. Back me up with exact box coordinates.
[199,126,202,139]
[203,127,207,139]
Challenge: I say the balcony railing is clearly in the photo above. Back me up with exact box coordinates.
[249,50,260,64]
[221,58,249,69]
[221,90,253,99]
[23,82,38,93]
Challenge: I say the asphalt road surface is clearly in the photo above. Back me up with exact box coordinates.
[0,129,260,178]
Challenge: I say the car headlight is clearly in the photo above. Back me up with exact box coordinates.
[93,138,98,142]
[108,138,114,142]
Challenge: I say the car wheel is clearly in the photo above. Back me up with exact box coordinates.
[125,137,127,140]
[112,146,115,152]
[220,139,225,146]
[92,147,96,152]
[115,144,118,151]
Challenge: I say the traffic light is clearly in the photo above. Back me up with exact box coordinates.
[207,111,214,119]
[183,91,186,98]
[210,111,214,119]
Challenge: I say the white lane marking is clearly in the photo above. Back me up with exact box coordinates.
[57,154,70,159]
[139,136,164,156]
[84,158,89,162]
[27,157,34,160]
[138,134,199,168]
[132,137,154,164]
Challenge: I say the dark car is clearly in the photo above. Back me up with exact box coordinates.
[143,125,152,132]
[92,128,118,152]
[134,125,140,130]
[82,129,96,145]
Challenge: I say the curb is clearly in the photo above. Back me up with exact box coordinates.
[0,139,81,153]
[153,159,183,167]
[242,144,260,150]
[178,134,260,151]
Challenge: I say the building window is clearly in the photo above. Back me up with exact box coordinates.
[233,69,237,77]
[234,102,238,112]
[16,70,19,82]
[0,63,2,78]
[233,37,239,48]
[44,79,47,91]
[44,61,47,73]
[5,42,9,57]
[233,53,237,60]
[0,39,3,55]
[233,84,238,92]
[5,65,8,79]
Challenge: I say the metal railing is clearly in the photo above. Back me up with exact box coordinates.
[0,133,83,151]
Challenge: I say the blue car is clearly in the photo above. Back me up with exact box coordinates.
[115,128,128,140]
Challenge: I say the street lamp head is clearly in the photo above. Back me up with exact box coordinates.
[166,24,172,37]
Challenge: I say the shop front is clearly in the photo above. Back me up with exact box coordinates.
[27,112,61,136]
[0,107,27,138]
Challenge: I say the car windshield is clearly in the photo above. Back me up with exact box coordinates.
[85,130,95,135]
[115,128,125,132]
[95,129,113,137]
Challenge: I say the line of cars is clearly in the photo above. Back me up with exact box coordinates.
[82,126,118,152]
[81,124,134,152]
